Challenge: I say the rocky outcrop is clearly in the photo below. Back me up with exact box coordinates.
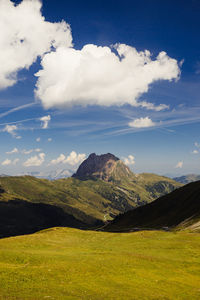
[72,153,120,181]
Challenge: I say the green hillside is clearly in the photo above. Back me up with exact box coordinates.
[0,153,181,237]
[0,227,199,300]
[0,172,181,236]
[104,180,200,232]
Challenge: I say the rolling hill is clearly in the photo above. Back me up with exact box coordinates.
[0,153,181,237]
[104,180,200,232]
[0,227,199,300]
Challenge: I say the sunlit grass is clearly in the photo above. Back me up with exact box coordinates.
[0,228,199,299]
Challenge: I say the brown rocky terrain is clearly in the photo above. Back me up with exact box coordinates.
[73,153,122,181]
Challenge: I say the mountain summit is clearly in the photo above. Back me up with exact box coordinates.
[0,152,181,237]
[72,153,132,181]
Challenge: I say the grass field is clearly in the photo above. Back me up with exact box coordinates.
[0,228,199,300]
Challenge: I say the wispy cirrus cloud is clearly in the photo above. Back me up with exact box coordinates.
[103,106,200,137]
[0,102,37,119]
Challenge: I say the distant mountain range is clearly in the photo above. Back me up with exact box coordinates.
[0,153,181,237]
[173,174,200,184]
[17,169,73,180]
[2,168,200,185]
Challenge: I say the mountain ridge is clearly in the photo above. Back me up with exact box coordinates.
[73,153,125,181]
[0,152,182,237]
[104,180,200,232]
[173,174,200,184]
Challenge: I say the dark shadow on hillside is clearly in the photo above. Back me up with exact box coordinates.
[0,199,94,239]
[103,181,200,232]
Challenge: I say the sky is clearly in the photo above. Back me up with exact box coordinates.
[0,0,200,177]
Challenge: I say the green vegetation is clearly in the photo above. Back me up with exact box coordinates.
[0,173,181,226]
[0,156,182,238]
[105,180,200,232]
[0,154,197,299]
[0,227,199,299]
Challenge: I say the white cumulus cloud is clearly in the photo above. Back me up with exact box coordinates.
[139,101,169,111]
[0,0,180,113]
[192,150,199,154]
[2,158,19,166]
[35,44,180,109]
[64,151,86,166]
[49,154,66,165]
[122,155,135,166]
[13,158,19,165]
[49,151,86,167]
[36,137,41,142]
[22,148,42,155]
[40,115,51,129]
[22,149,33,155]
[175,161,183,169]
[2,124,21,139]
[23,153,45,167]
[0,0,72,89]
[2,159,12,166]
[128,117,155,128]
[6,147,18,154]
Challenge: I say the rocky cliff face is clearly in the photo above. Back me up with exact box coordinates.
[72,153,121,181]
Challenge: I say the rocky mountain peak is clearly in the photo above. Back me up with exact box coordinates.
[72,153,120,181]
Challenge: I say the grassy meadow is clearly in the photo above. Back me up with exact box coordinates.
[0,228,199,299]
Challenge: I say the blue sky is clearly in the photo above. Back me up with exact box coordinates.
[0,0,200,176]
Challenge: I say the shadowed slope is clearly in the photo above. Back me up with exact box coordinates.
[0,172,181,227]
[104,180,200,232]
[0,199,89,238]
[0,153,181,237]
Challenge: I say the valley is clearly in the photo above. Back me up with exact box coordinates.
[0,153,181,238]
[0,153,199,300]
